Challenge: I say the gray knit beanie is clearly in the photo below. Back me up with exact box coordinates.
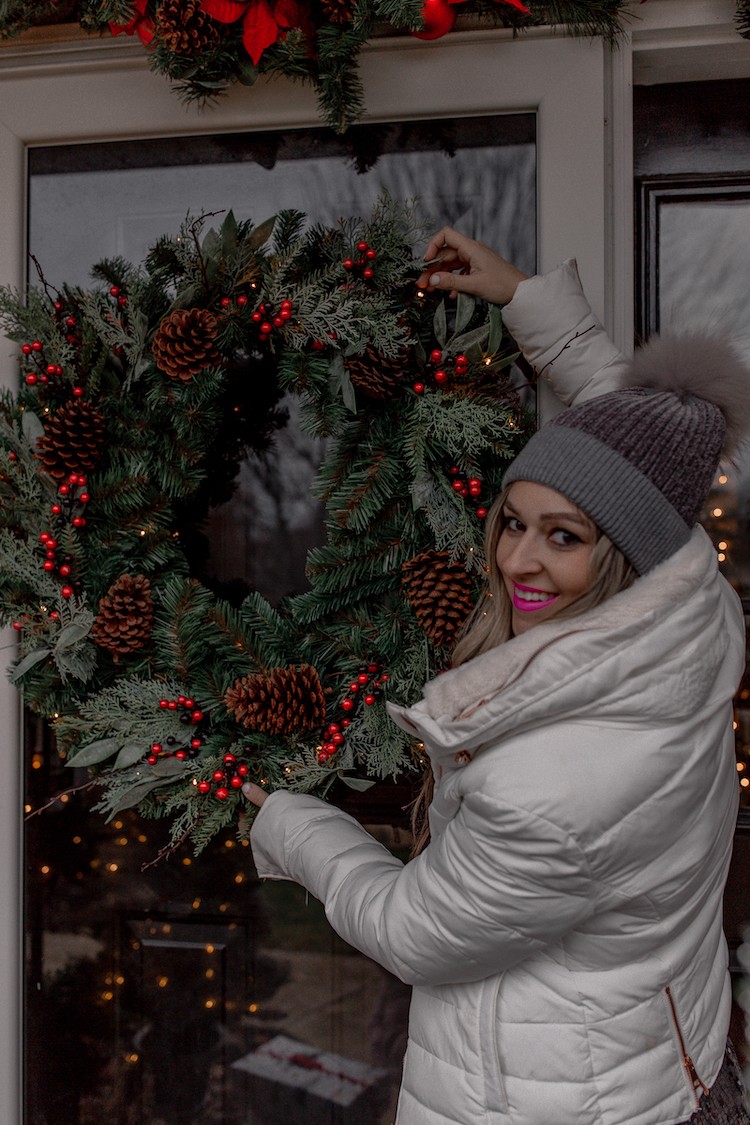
[503,330,750,574]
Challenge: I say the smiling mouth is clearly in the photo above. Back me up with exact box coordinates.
[512,584,559,612]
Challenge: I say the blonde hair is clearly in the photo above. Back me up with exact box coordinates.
[410,485,637,856]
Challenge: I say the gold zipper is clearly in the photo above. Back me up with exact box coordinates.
[664,986,710,1108]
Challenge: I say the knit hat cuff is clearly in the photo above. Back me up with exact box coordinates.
[502,426,692,574]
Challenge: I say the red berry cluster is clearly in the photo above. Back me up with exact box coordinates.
[21,337,64,389]
[149,695,206,764]
[317,662,389,765]
[449,466,488,519]
[53,300,81,349]
[413,350,468,396]
[342,240,377,282]
[12,606,60,632]
[251,299,294,342]
[50,471,90,530]
[37,530,81,599]
[197,752,250,800]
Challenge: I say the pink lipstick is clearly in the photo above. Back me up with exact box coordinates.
[512,582,559,612]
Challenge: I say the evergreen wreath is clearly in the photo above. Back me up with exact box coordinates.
[0,198,530,853]
[0,0,639,132]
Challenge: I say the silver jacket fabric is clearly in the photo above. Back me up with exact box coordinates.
[250,263,744,1124]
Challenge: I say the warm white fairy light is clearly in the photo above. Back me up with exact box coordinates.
[712,507,723,517]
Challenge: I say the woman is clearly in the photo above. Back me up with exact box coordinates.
[244,229,750,1124]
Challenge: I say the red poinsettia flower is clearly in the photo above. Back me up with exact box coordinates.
[200,0,314,66]
[109,0,155,47]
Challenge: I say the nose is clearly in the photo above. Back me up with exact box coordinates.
[498,531,543,578]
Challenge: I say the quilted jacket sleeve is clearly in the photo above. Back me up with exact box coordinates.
[501,259,628,406]
[251,789,596,987]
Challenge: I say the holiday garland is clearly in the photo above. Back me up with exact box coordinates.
[0,198,530,852]
[0,0,636,131]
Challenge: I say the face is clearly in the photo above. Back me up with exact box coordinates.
[495,481,597,635]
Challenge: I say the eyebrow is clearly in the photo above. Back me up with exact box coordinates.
[503,501,592,529]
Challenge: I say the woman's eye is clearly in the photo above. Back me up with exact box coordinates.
[505,516,524,533]
[551,528,582,547]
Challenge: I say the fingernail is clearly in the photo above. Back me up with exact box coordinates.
[241,782,251,797]
[430,273,441,285]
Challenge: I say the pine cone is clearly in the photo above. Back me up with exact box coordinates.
[36,401,106,481]
[152,308,220,382]
[345,345,411,401]
[156,0,220,54]
[91,574,154,662]
[321,0,356,23]
[225,664,326,736]
[402,550,476,649]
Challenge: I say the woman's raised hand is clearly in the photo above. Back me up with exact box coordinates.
[242,781,268,808]
[416,227,529,306]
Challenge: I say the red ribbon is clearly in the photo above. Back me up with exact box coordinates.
[200,0,313,65]
[109,0,155,46]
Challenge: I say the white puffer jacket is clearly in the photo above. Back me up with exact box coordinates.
[251,263,745,1125]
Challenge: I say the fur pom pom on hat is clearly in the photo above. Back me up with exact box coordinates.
[503,330,750,575]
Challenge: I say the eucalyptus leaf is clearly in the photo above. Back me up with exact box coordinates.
[104,776,177,818]
[201,229,221,258]
[433,301,447,347]
[55,622,91,650]
[248,216,277,251]
[66,738,121,768]
[21,410,44,444]
[454,292,476,336]
[339,365,358,415]
[221,211,239,258]
[9,647,51,682]
[114,743,149,770]
[453,323,490,362]
[339,775,376,791]
[487,305,504,356]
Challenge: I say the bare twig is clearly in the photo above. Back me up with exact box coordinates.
[29,254,61,306]
[140,818,198,871]
[189,211,225,296]
[25,778,100,818]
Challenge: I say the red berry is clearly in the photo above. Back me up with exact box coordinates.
[312,340,325,351]
[175,750,187,760]
[159,699,169,709]
[434,369,448,384]
[455,354,467,366]
[191,710,203,723]
[61,586,74,599]
[224,753,236,763]
[365,248,377,260]
[43,561,55,572]
[477,507,488,519]
[328,723,340,734]
[237,295,248,307]
[349,682,359,693]
[362,268,374,280]
[280,300,293,311]
[332,732,344,745]
[51,504,62,515]
[430,350,442,363]
[73,387,83,397]
[198,781,211,794]
[280,309,292,320]
[190,738,202,749]
[324,742,336,754]
[317,751,329,764]
[79,493,90,503]
[49,611,59,620]
[109,286,120,297]
[78,475,87,485]
[469,485,482,497]
[452,480,465,492]
[59,485,70,496]
[212,770,225,782]
[251,311,262,322]
[357,673,368,684]
[168,701,177,710]
[341,718,351,728]
[380,673,389,682]
[32,340,43,352]
[215,787,229,801]
[21,344,32,355]
[151,743,162,753]
[147,755,158,765]
[230,776,243,789]
[260,322,273,334]
[25,374,38,386]
[65,317,75,327]
[117,295,127,308]
[364,694,376,706]
[273,317,284,328]
[237,764,249,777]
[59,565,71,577]
[341,698,355,712]
[413,382,426,395]
[368,664,379,673]
[184,698,195,709]
[357,240,368,252]
[72,517,86,528]
[45,364,56,375]
[220,297,231,308]
[12,621,22,631]
[342,259,354,271]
